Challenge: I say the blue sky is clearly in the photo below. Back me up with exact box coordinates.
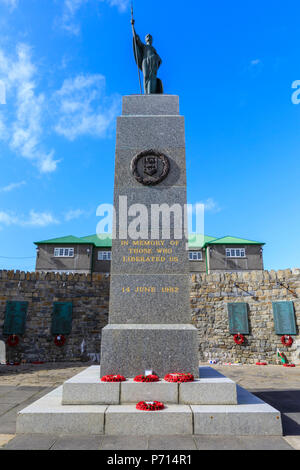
[0,0,299,271]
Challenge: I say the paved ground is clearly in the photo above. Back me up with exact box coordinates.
[0,362,299,450]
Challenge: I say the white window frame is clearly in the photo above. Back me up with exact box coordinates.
[54,247,74,258]
[98,250,112,261]
[189,251,203,261]
[225,248,246,258]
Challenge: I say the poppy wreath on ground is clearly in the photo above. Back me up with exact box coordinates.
[164,373,194,383]
[281,335,293,347]
[233,334,245,345]
[54,335,66,347]
[101,374,126,382]
[283,363,296,368]
[136,401,164,411]
[256,362,268,366]
[6,335,19,347]
[134,374,159,382]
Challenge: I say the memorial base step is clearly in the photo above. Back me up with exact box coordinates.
[17,367,282,436]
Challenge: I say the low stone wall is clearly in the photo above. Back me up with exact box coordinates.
[0,270,109,363]
[191,269,300,364]
[0,269,299,364]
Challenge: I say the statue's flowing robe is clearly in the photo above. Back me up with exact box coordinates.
[133,33,163,94]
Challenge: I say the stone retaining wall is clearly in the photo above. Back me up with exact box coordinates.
[191,269,300,364]
[0,270,109,364]
[0,269,299,364]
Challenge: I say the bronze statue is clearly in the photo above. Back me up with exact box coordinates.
[131,7,163,95]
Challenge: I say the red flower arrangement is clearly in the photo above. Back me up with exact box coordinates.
[134,374,159,382]
[136,401,164,411]
[6,335,19,347]
[233,334,245,345]
[164,373,194,383]
[101,374,126,382]
[54,335,66,347]
[283,363,296,368]
[281,335,293,347]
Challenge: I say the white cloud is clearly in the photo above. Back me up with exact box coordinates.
[250,59,261,66]
[0,44,58,173]
[0,0,18,11]
[107,0,129,12]
[191,198,221,214]
[54,73,120,140]
[60,0,129,35]
[0,209,59,228]
[65,209,85,221]
[0,181,26,192]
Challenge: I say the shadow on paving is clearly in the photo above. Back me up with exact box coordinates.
[252,389,300,436]
[0,362,92,378]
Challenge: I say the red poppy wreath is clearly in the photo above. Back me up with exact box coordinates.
[134,374,159,382]
[136,401,164,411]
[101,374,126,382]
[164,373,194,383]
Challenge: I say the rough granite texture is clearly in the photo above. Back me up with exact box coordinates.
[100,95,199,377]
[100,325,199,377]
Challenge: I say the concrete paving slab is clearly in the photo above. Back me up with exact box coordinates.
[63,367,120,405]
[17,387,107,435]
[148,435,197,450]
[0,435,15,448]
[284,436,300,450]
[100,436,148,450]
[0,404,16,416]
[105,405,193,436]
[179,378,237,405]
[121,379,178,404]
[51,435,103,450]
[3,434,57,450]
[194,436,293,450]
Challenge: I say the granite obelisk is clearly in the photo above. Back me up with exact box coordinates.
[100,94,199,377]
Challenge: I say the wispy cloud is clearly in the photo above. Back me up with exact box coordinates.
[0,181,26,192]
[0,0,18,11]
[190,198,221,214]
[59,0,130,36]
[64,209,85,221]
[250,59,261,66]
[107,0,130,12]
[53,73,120,140]
[0,44,59,173]
[0,209,59,228]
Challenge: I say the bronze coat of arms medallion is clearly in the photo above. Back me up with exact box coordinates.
[130,149,170,186]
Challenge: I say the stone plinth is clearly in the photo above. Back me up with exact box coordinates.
[100,95,199,378]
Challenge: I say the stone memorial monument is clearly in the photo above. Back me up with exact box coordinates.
[99,94,199,378]
[16,14,283,437]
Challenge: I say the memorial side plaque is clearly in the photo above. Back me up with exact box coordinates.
[100,95,199,377]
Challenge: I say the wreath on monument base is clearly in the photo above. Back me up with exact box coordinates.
[136,401,164,411]
[233,334,245,345]
[101,374,126,382]
[281,335,293,347]
[134,374,159,382]
[164,373,194,383]
[6,334,19,347]
[54,335,66,347]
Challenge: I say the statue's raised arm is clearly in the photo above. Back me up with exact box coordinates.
[131,16,163,94]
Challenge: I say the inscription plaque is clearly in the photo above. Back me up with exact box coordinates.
[130,149,170,186]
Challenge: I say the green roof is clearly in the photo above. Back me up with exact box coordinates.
[34,235,84,245]
[35,234,264,248]
[79,234,112,247]
[205,236,265,246]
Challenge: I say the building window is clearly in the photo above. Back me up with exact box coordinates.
[98,251,112,261]
[226,248,246,258]
[189,251,202,261]
[54,248,74,257]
